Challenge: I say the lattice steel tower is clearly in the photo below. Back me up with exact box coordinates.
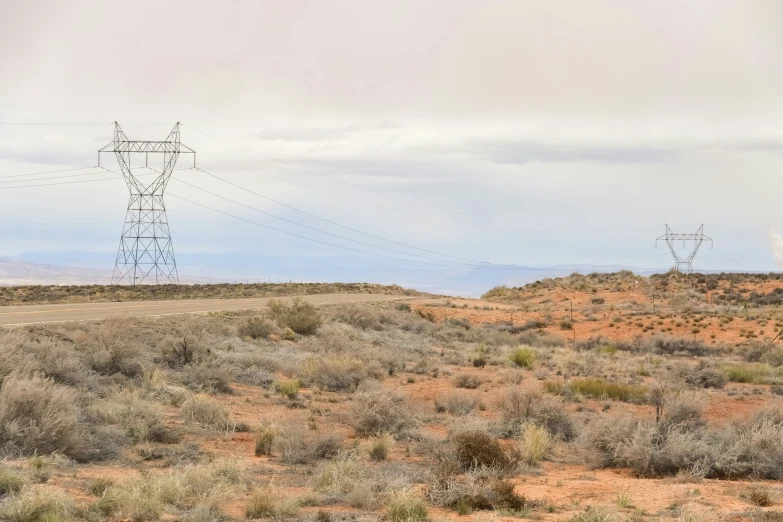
[99,122,195,285]
[656,224,712,274]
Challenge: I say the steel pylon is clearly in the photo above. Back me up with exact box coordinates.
[99,122,195,285]
[655,224,713,274]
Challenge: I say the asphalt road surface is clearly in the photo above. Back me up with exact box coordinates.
[0,294,410,326]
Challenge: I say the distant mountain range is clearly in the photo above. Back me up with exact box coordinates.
[0,252,675,296]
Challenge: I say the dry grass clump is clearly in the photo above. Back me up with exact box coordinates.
[427,468,527,512]
[268,297,323,335]
[0,374,81,457]
[254,426,276,457]
[312,453,373,506]
[302,355,374,392]
[0,485,74,522]
[435,391,481,416]
[0,465,25,495]
[93,461,244,521]
[387,489,428,522]
[272,425,342,464]
[451,373,484,389]
[246,489,299,519]
[497,386,578,441]
[369,435,393,461]
[237,316,276,339]
[518,423,553,465]
[743,485,774,507]
[180,396,235,431]
[349,383,417,438]
[89,389,175,444]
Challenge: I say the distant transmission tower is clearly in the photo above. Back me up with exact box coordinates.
[99,122,195,285]
[655,224,712,274]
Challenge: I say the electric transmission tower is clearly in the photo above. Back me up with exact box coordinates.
[655,224,712,274]
[99,122,195,285]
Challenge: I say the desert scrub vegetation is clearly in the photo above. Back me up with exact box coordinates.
[267,297,323,335]
[0,373,82,458]
[349,382,418,438]
[0,281,421,306]
[546,377,648,402]
[584,407,783,478]
[509,347,536,368]
[90,461,246,520]
[9,278,783,519]
[497,386,578,441]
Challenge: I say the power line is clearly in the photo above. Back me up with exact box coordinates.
[0,176,119,189]
[183,123,520,227]
[165,170,517,269]
[0,169,111,185]
[0,168,158,190]
[0,122,112,126]
[120,124,527,267]
[0,122,173,126]
[188,166,490,265]
[0,166,98,180]
[711,248,751,270]
[166,191,552,272]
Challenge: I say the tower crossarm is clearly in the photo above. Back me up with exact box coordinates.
[99,141,195,154]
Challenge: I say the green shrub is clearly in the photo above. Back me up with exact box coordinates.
[275,379,301,399]
[268,298,323,335]
[723,363,780,385]
[509,348,536,368]
[569,378,647,402]
[559,319,574,330]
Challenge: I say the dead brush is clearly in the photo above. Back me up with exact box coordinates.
[427,468,527,512]
[434,390,481,416]
[451,430,514,472]
[744,485,774,507]
[272,424,342,464]
[451,373,484,389]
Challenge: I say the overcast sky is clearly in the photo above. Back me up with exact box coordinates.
[1,0,783,277]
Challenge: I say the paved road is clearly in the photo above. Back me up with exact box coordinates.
[0,294,410,326]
